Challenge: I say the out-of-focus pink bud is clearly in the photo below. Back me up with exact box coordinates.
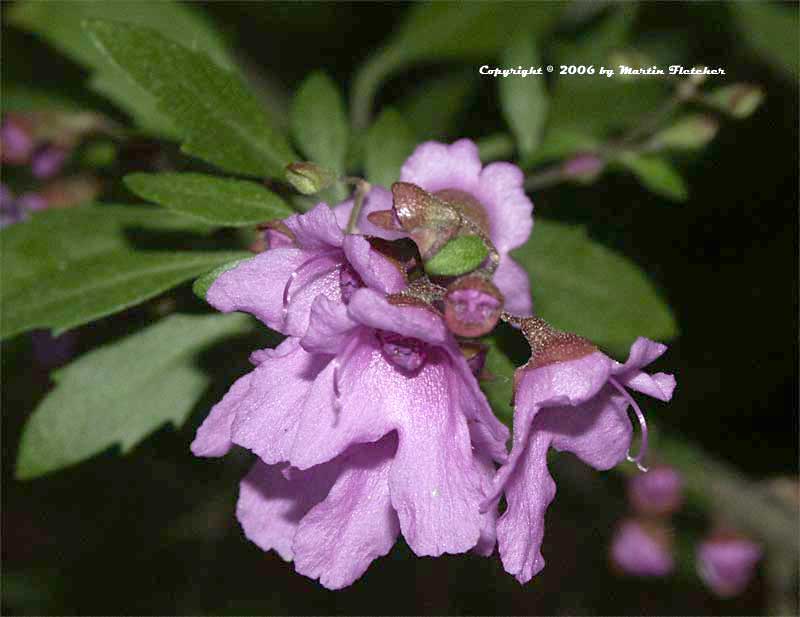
[610,518,675,577]
[1,115,34,164]
[562,154,604,182]
[697,534,762,598]
[444,275,503,338]
[31,144,68,179]
[628,465,684,516]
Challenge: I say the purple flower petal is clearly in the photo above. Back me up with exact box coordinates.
[347,288,448,345]
[191,371,254,457]
[400,139,483,195]
[283,202,344,250]
[237,459,340,561]
[474,161,533,253]
[301,295,359,355]
[342,235,406,295]
[334,185,406,240]
[293,435,400,589]
[492,256,533,316]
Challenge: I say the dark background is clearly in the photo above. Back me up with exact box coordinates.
[2,2,798,615]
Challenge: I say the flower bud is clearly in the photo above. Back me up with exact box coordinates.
[562,153,604,182]
[0,184,26,228]
[16,192,48,212]
[285,162,336,195]
[610,519,674,577]
[650,114,719,151]
[444,275,503,338]
[1,115,34,164]
[697,534,762,598]
[628,465,683,516]
[31,144,68,179]
[391,182,460,260]
[703,84,764,119]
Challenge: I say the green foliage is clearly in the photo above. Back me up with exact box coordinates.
[86,20,296,178]
[125,173,293,227]
[479,334,518,424]
[16,313,256,479]
[730,1,799,79]
[499,34,548,159]
[290,72,349,175]
[424,236,489,277]
[363,108,416,187]
[0,206,248,339]
[615,153,689,202]
[513,219,678,355]
[8,0,235,137]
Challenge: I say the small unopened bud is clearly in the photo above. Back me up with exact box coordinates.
[628,465,683,516]
[703,84,764,119]
[285,162,336,195]
[651,114,719,151]
[444,275,503,338]
[391,182,460,260]
[16,192,48,212]
[1,115,34,164]
[610,519,674,577]
[562,153,604,182]
[31,144,68,179]
[697,533,762,598]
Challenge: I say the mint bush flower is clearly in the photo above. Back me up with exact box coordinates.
[481,320,676,583]
[610,518,675,577]
[399,139,533,314]
[697,535,762,598]
[207,200,406,337]
[192,288,508,588]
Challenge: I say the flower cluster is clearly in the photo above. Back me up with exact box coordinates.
[192,139,677,589]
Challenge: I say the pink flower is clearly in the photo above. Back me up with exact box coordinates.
[399,139,534,314]
[481,327,676,583]
[610,519,675,577]
[697,535,762,598]
[206,200,405,337]
[192,288,508,588]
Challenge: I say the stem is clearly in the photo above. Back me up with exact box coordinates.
[346,179,371,234]
[523,164,571,191]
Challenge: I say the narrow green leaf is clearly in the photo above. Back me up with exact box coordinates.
[364,108,416,187]
[290,72,349,175]
[125,173,292,226]
[86,20,296,177]
[9,0,237,137]
[400,71,475,140]
[0,205,246,339]
[425,236,488,277]
[193,257,252,301]
[513,219,678,355]
[499,34,548,159]
[16,312,255,479]
[616,153,689,202]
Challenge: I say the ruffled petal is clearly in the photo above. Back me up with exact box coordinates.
[236,460,340,561]
[496,428,554,583]
[288,331,396,469]
[293,436,400,590]
[333,186,406,240]
[207,247,343,337]
[470,423,500,557]
[229,338,330,465]
[399,139,482,195]
[190,371,254,457]
[492,257,533,316]
[621,371,676,402]
[475,161,533,253]
[301,296,359,355]
[347,288,448,345]
[389,349,483,556]
[283,202,344,250]
[545,388,633,470]
[342,235,406,294]
[611,338,675,401]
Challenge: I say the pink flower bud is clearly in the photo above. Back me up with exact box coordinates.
[1,116,34,165]
[562,154,604,181]
[628,465,684,516]
[697,534,762,598]
[611,519,674,577]
[31,144,68,179]
[444,275,503,338]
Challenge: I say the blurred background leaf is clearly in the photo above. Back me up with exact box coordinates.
[363,108,416,187]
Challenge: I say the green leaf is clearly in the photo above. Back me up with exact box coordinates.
[290,72,349,175]
[16,312,255,479]
[480,334,518,424]
[86,20,296,177]
[499,34,548,159]
[513,219,678,355]
[525,127,601,166]
[125,173,293,226]
[615,153,689,202]
[730,1,799,79]
[425,236,489,277]
[400,71,475,140]
[9,0,236,137]
[0,205,248,339]
[363,108,416,187]
[192,257,252,301]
